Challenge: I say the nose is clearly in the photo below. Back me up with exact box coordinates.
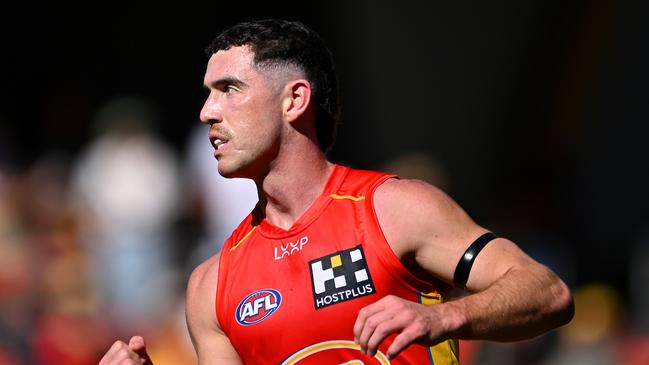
[199,94,222,125]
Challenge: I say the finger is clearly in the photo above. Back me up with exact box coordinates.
[365,315,409,357]
[129,336,153,365]
[353,298,390,342]
[129,336,146,352]
[100,341,142,365]
[99,340,129,364]
[386,325,421,360]
[357,309,396,355]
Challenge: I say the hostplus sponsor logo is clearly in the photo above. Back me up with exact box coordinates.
[274,236,308,260]
[309,245,375,309]
[235,289,282,326]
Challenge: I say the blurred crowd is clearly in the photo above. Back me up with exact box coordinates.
[0,95,257,365]
[1,95,649,365]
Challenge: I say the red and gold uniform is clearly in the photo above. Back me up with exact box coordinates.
[216,164,459,364]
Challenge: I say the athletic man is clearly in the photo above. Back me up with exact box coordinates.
[99,19,574,365]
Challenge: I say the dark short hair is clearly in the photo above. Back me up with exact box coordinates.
[205,19,340,153]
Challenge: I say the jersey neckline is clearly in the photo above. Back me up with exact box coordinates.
[254,164,349,238]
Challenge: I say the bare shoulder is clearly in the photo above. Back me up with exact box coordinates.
[186,252,221,332]
[374,178,470,219]
[373,178,482,246]
[187,253,220,300]
[373,178,487,283]
[186,252,242,364]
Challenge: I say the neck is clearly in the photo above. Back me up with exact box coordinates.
[255,138,333,230]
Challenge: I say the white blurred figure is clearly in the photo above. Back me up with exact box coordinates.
[71,95,181,336]
[182,123,257,268]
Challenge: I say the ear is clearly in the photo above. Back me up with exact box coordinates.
[282,79,312,123]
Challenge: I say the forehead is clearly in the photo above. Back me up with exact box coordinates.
[204,45,257,82]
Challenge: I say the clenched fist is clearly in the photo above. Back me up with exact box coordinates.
[99,336,153,365]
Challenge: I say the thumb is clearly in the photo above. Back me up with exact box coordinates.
[128,336,153,364]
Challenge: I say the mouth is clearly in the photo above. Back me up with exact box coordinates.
[213,138,226,149]
[209,133,229,151]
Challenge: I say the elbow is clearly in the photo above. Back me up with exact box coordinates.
[550,278,575,328]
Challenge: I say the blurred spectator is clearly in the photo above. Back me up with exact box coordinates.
[1,152,114,364]
[380,151,452,192]
[182,123,257,270]
[543,283,621,365]
[146,302,197,365]
[29,153,112,365]
[70,95,182,337]
[0,169,38,364]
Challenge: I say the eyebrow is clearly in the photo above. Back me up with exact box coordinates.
[203,76,247,92]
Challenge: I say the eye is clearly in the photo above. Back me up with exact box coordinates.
[224,84,238,94]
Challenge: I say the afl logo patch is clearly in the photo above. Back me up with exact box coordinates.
[235,289,282,326]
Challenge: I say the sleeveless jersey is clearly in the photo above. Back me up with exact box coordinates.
[216,164,459,365]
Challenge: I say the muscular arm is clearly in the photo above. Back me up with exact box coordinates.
[354,178,574,357]
[186,253,242,365]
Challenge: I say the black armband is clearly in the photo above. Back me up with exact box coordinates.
[453,232,498,288]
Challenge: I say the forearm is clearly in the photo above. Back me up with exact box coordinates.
[443,265,574,341]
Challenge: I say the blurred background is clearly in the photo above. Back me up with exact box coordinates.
[1,1,648,364]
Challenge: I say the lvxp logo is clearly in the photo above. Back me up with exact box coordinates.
[235,289,282,326]
[274,236,308,260]
[309,245,375,309]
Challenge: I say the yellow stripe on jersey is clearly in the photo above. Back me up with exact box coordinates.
[230,226,257,252]
[330,194,366,201]
[419,292,460,365]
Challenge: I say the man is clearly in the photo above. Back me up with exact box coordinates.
[100,19,574,364]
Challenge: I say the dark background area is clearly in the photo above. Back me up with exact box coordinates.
[1,0,647,313]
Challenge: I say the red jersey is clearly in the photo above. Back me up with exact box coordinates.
[216,164,459,365]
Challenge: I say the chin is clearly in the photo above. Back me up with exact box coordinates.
[217,154,265,180]
[217,162,248,179]
[217,166,237,179]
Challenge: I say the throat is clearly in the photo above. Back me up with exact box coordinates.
[259,188,318,231]
[258,162,335,230]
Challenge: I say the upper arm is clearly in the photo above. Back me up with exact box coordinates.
[186,252,242,365]
[374,178,542,291]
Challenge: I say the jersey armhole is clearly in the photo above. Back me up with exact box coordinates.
[215,243,230,334]
[366,176,450,294]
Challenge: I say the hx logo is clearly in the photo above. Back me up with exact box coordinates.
[309,245,375,309]
[235,289,282,326]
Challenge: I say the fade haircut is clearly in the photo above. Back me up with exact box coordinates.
[205,19,340,153]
